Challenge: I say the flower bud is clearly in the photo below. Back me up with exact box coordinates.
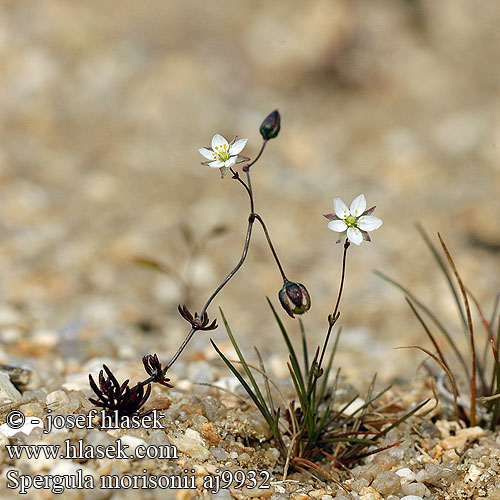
[260,109,281,140]
[279,281,311,318]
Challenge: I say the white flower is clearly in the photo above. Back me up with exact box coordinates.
[325,194,382,246]
[199,134,248,178]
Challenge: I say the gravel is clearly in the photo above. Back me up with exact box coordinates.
[1,360,500,499]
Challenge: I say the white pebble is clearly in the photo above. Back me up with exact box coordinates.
[185,428,203,443]
[396,467,416,482]
[0,371,21,402]
[169,431,210,460]
[464,464,482,483]
[342,397,366,416]
[415,470,426,482]
[400,496,423,500]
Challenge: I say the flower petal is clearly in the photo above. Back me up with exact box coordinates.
[334,198,350,220]
[328,220,347,232]
[358,215,383,231]
[208,160,224,168]
[350,194,366,217]
[199,147,214,160]
[224,157,237,168]
[211,134,229,151]
[230,138,247,155]
[347,227,363,245]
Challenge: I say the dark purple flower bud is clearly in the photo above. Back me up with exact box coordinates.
[260,109,281,140]
[88,364,152,417]
[178,305,218,331]
[142,354,173,388]
[279,281,311,318]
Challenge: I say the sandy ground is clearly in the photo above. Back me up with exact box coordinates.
[0,0,499,463]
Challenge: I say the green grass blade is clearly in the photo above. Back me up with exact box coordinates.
[311,406,331,444]
[377,398,430,439]
[333,385,392,429]
[218,308,272,420]
[254,346,276,420]
[324,393,361,429]
[362,374,377,421]
[211,339,271,424]
[287,361,310,422]
[267,298,306,393]
[299,318,309,378]
[328,368,341,415]
[323,437,378,445]
[318,328,342,405]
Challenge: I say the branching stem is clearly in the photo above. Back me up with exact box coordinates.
[161,139,285,374]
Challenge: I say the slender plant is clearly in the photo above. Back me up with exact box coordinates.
[88,111,427,477]
[89,110,300,414]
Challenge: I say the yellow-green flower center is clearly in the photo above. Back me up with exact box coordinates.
[345,215,358,227]
[218,150,231,161]
[213,143,231,162]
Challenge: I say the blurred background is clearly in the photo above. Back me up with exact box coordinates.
[0,0,499,384]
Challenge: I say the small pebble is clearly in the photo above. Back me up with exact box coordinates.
[148,429,170,446]
[350,477,369,492]
[370,470,401,495]
[169,431,210,460]
[240,485,274,498]
[359,486,383,500]
[265,447,280,461]
[0,371,21,402]
[238,452,251,464]
[341,397,366,416]
[396,467,416,483]
[199,422,220,445]
[424,463,455,486]
[210,447,228,461]
[401,482,429,497]
[464,464,482,483]
[212,489,232,499]
[185,428,204,443]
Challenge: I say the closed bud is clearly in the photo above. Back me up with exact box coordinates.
[279,281,311,319]
[260,109,281,140]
